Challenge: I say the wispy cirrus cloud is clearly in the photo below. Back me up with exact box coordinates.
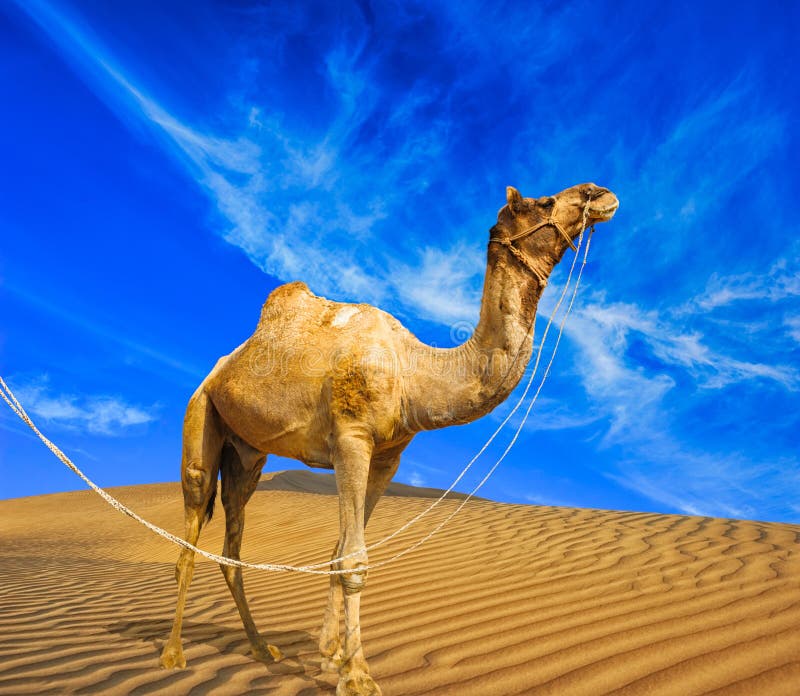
[3,283,205,385]
[9,0,797,522]
[491,395,602,433]
[785,316,800,345]
[14,0,459,309]
[390,243,485,325]
[561,76,790,290]
[573,294,799,394]
[561,257,800,518]
[11,0,580,325]
[9,377,155,435]
[687,250,800,311]
[604,443,798,522]
[629,78,785,230]
[499,70,796,518]
[408,471,426,488]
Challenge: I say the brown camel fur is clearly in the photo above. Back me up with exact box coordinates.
[159,183,619,695]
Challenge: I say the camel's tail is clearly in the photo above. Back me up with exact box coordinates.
[180,387,225,527]
[203,441,244,523]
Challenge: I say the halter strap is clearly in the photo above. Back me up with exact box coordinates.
[489,198,593,285]
[488,237,549,287]
[507,216,578,251]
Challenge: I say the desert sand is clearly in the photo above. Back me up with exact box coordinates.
[0,469,798,695]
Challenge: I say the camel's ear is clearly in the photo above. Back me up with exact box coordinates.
[506,186,523,214]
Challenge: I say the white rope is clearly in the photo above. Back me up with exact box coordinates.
[0,207,592,575]
[365,230,594,570]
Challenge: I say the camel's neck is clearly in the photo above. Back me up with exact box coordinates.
[403,240,553,432]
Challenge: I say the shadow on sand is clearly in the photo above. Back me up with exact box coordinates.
[107,618,337,692]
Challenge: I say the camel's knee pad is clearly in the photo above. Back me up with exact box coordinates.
[339,563,368,595]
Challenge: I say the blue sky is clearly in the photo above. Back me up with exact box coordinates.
[1,0,798,523]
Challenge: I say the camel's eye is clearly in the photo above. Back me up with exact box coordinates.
[539,196,555,208]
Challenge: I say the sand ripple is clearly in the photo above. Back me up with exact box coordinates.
[1,473,798,694]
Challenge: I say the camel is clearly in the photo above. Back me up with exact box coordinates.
[159,183,619,695]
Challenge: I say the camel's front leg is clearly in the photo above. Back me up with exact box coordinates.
[319,540,344,672]
[332,433,381,696]
[321,453,401,677]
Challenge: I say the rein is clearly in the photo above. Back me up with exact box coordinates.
[0,193,604,577]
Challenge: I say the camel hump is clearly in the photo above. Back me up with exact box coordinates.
[258,281,314,323]
[268,280,311,302]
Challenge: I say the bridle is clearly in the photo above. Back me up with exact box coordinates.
[506,198,578,251]
[489,197,592,287]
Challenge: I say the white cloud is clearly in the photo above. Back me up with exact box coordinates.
[689,252,800,311]
[603,470,740,519]
[629,78,785,233]
[409,471,425,488]
[521,407,600,432]
[11,377,155,436]
[572,294,798,398]
[14,1,440,312]
[603,444,799,522]
[14,0,797,521]
[391,243,484,325]
[490,396,601,433]
[561,283,799,518]
[565,303,675,440]
[567,75,790,278]
[785,316,800,345]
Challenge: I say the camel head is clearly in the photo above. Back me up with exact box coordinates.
[497,183,619,262]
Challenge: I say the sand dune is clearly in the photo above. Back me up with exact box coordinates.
[0,470,798,695]
[257,468,488,501]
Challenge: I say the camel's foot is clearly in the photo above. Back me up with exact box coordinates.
[159,642,186,669]
[336,671,382,696]
[251,637,283,663]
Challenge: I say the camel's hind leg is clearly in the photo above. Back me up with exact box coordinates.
[160,389,224,669]
[218,441,282,662]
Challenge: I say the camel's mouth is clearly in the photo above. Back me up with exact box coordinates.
[587,189,619,223]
